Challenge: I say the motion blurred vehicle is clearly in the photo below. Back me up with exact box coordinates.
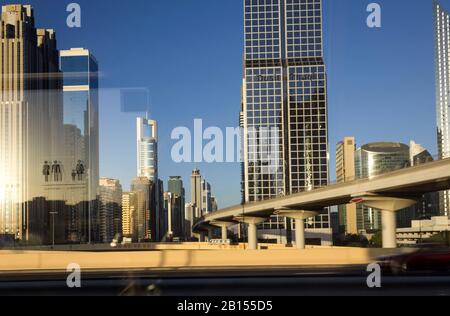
[378,246,450,275]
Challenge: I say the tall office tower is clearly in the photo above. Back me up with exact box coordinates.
[98,178,122,243]
[0,5,63,241]
[184,202,196,239]
[122,192,137,238]
[156,178,164,241]
[60,48,99,243]
[131,176,156,242]
[336,137,357,235]
[355,143,410,233]
[168,176,185,237]
[240,88,246,205]
[136,117,162,240]
[190,169,202,219]
[241,0,331,245]
[211,197,219,212]
[434,1,450,217]
[201,179,212,215]
[137,117,158,182]
[163,192,184,241]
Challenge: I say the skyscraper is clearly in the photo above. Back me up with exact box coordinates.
[211,197,219,212]
[168,176,185,238]
[136,117,162,240]
[434,1,450,217]
[336,137,357,235]
[184,202,196,239]
[131,176,156,242]
[122,192,137,238]
[201,179,212,215]
[241,0,330,244]
[60,47,100,243]
[98,178,122,243]
[163,192,184,241]
[190,169,202,219]
[137,117,158,182]
[0,5,63,241]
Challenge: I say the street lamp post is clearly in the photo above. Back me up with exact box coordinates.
[49,211,58,249]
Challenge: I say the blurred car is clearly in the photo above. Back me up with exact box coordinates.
[378,246,450,275]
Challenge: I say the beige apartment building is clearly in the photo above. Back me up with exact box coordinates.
[0,5,62,240]
[336,137,358,235]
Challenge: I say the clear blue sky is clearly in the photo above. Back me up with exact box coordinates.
[5,0,442,207]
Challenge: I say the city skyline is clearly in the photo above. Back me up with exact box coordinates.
[0,0,443,210]
[1,0,450,299]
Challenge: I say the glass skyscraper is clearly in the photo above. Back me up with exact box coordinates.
[60,48,100,243]
[434,1,450,217]
[241,0,330,245]
[137,117,158,182]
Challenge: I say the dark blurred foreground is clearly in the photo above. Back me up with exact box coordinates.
[1,263,450,296]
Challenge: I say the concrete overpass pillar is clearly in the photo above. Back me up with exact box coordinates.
[295,218,306,250]
[352,195,417,249]
[234,216,267,250]
[274,209,319,250]
[211,221,233,240]
[248,222,257,250]
[221,226,228,240]
[382,210,397,249]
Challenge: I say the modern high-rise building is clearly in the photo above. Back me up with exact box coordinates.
[184,202,196,239]
[60,48,99,243]
[136,117,163,241]
[336,137,357,235]
[211,196,219,212]
[137,117,158,182]
[98,178,122,244]
[122,192,137,238]
[201,179,212,215]
[163,192,184,241]
[131,176,156,242]
[434,1,450,217]
[190,169,202,219]
[156,178,164,241]
[241,0,331,245]
[167,176,185,238]
[168,176,184,198]
[355,142,411,233]
[0,5,63,241]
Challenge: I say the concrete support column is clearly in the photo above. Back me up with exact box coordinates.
[295,218,306,250]
[221,225,228,240]
[248,223,257,250]
[382,210,397,249]
[274,209,319,250]
[233,216,267,250]
[352,195,417,249]
[211,221,233,240]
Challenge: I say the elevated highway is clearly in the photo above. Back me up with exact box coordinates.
[194,158,450,249]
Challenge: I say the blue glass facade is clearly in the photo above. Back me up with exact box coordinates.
[60,49,99,243]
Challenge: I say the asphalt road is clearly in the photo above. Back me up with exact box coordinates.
[1,266,450,296]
